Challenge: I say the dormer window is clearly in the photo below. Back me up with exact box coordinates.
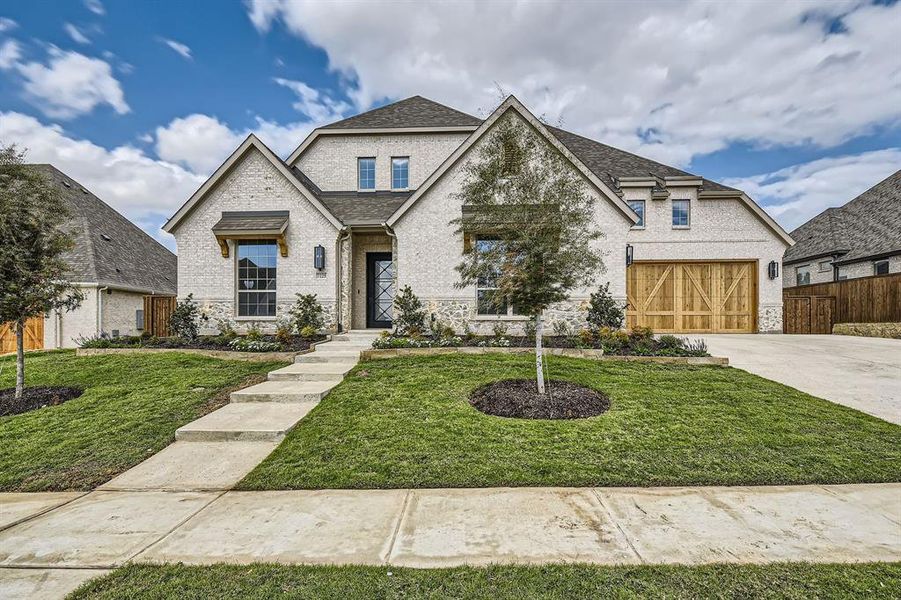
[391,157,409,190]
[358,157,375,191]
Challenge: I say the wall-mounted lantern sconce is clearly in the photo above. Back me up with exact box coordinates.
[626,244,634,267]
[314,245,326,271]
[768,260,779,280]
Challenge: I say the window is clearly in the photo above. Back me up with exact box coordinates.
[874,260,889,275]
[391,157,409,190]
[818,260,832,273]
[358,157,375,190]
[628,200,645,228]
[474,238,526,316]
[796,264,811,286]
[672,199,690,227]
[237,240,277,317]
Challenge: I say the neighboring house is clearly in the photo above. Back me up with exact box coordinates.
[783,170,901,288]
[34,165,177,348]
[164,96,792,334]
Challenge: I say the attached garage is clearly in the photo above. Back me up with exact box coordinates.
[626,261,758,333]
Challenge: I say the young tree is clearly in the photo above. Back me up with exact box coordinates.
[0,145,82,399]
[452,112,604,394]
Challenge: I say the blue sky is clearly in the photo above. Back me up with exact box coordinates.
[1,0,899,252]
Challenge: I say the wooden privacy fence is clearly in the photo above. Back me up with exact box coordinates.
[783,272,901,333]
[0,316,44,354]
[143,296,176,337]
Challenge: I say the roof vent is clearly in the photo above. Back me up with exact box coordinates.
[101,234,112,242]
[81,188,88,194]
[63,180,71,188]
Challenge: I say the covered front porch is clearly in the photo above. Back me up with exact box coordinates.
[338,229,396,331]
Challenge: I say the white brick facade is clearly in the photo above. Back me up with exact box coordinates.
[43,286,145,348]
[170,108,791,334]
[295,132,469,191]
[173,148,339,332]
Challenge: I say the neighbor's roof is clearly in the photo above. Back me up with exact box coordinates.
[784,170,901,265]
[321,95,483,130]
[30,164,177,294]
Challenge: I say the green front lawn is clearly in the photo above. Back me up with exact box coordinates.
[70,562,901,599]
[0,351,286,491]
[239,354,901,489]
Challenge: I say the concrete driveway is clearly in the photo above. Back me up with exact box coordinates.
[690,334,901,424]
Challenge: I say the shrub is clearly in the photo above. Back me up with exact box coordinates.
[657,334,685,350]
[577,328,594,347]
[275,317,294,346]
[552,320,572,337]
[75,332,113,348]
[629,326,654,343]
[228,337,281,352]
[289,294,324,333]
[215,318,238,340]
[245,322,263,341]
[299,325,318,339]
[596,327,629,354]
[393,286,426,335]
[168,294,208,341]
[586,283,624,330]
[461,320,476,342]
[491,321,509,338]
[523,318,537,340]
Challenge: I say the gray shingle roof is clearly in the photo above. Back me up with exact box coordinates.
[321,95,482,130]
[30,164,177,294]
[318,192,411,225]
[784,170,901,265]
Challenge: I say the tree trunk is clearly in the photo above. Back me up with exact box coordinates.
[15,319,25,400]
[535,312,545,395]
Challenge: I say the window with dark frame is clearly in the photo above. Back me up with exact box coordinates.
[628,200,645,228]
[237,240,277,317]
[474,238,525,316]
[874,260,889,275]
[358,157,375,190]
[391,157,409,189]
[672,199,690,227]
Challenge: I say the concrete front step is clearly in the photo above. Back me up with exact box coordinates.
[330,334,380,343]
[175,403,316,442]
[295,350,362,364]
[230,379,339,403]
[268,362,355,382]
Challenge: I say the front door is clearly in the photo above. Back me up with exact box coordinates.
[366,252,393,328]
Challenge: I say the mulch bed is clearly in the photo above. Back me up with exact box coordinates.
[470,379,610,420]
[0,386,84,417]
[85,334,327,352]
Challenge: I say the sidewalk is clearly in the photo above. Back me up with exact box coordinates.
[2,483,899,597]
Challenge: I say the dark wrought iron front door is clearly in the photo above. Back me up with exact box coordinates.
[366,252,393,328]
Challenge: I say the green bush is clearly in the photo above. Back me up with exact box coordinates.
[393,286,426,335]
[289,294,324,333]
[168,294,208,341]
[228,337,281,352]
[586,282,624,330]
[299,325,318,339]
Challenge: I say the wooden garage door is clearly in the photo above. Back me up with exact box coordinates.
[626,261,757,333]
[0,316,44,354]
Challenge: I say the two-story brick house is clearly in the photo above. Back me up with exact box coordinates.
[163,95,793,334]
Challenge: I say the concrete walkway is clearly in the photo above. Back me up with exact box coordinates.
[98,332,378,492]
[1,483,899,598]
[689,334,901,424]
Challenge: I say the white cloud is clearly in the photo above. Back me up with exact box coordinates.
[273,78,349,122]
[154,112,320,175]
[84,0,104,16]
[0,17,17,32]
[724,148,901,231]
[64,23,91,45]
[0,39,21,70]
[0,111,205,249]
[246,0,901,168]
[159,38,192,60]
[12,47,129,119]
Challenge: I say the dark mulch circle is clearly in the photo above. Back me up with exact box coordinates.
[470,379,610,420]
[0,386,84,417]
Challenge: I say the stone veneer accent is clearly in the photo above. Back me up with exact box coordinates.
[197,300,337,335]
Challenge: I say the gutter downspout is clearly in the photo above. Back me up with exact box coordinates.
[97,286,108,335]
[382,223,398,317]
[335,227,350,332]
